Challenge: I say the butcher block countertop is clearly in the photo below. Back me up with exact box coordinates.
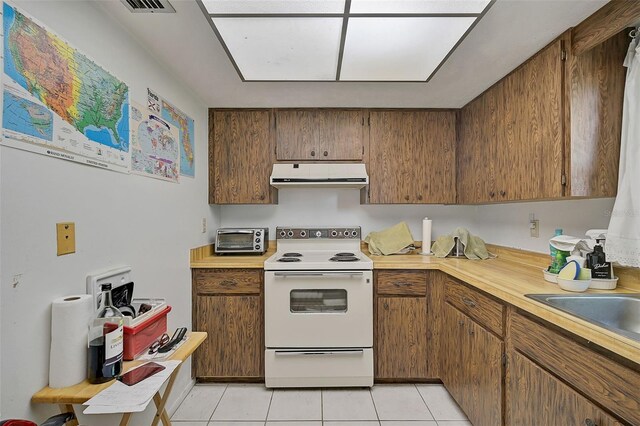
[190,242,640,365]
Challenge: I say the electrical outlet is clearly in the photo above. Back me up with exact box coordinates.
[530,219,540,238]
[56,222,76,255]
[201,218,207,234]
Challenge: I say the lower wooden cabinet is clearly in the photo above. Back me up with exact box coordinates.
[507,350,620,426]
[376,297,428,379]
[508,311,640,425]
[193,269,264,380]
[375,270,429,380]
[442,303,503,426]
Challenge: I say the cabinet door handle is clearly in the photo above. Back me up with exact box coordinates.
[311,150,316,157]
[404,195,410,201]
[219,279,237,287]
[383,302,389,310]
[458,320,465,326]
[468,328,475,335]
[323,151,328,157]
[461,296,477,307]
[584,419,597,426]
[489,191,495,198]
[417,194,423,200]
[259,194,265,201]
[500,190,506,197]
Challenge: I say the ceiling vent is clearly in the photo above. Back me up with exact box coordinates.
[122,0,175,13]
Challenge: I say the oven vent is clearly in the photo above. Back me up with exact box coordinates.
[121,0,175,13]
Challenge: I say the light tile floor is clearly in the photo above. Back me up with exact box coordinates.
[172,384,470,426]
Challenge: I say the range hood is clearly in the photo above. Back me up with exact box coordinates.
[270,163,368,189]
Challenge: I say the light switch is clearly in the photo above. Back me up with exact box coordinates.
[56,222,76,255]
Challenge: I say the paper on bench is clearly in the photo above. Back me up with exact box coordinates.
[83,360,180,414]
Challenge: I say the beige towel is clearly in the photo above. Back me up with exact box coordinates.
[431,227,493,260]
[365,222,415,256]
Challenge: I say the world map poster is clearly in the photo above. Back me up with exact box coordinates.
[148,88,195,177]
[130,102,179,183]
[1,2,130,172]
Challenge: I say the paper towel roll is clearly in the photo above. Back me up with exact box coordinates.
[49,294,93,388]
[421,218,432,255]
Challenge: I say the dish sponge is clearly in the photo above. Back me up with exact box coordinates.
[558,260,581,280]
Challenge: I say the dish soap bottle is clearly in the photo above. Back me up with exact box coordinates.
[586,239,612,279]
[549,228,563,273]
[88,283,124,384]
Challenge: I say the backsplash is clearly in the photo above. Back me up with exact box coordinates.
[218,188,615,254]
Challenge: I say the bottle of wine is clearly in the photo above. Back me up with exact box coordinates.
[87,283,124,384]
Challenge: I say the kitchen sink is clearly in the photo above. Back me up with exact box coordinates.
[525,294,640,342]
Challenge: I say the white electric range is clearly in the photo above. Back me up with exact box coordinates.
[263,226,373,388]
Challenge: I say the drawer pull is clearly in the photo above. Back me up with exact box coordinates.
[219,280,237,287]
[461,296,477,307]
[458,320,465,326]
[393,282,412,287]
[584,419,597,426]
[469,329,475,335]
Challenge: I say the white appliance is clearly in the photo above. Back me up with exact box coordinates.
[270,163,369,188]
[264,226,374,388]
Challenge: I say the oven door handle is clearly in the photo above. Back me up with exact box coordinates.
[218,230,254,234]
[275,349,364,356]
[273,271,364,278]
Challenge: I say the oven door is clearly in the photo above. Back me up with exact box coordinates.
[215,230,256,253]
[265,270,373,348]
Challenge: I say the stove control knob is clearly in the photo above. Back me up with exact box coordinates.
[300,230,307,237]
[352,230,359,237]
[279,230,286,237]
[288,230,294,237]
[315,230,322,238]
[331,230,338,237]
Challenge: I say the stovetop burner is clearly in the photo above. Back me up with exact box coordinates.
[334,252,355,257]
[330,256,359,262]
[278,257,301,262]
[283,252,303,257]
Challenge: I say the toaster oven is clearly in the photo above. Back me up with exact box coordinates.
[215,228,269,254]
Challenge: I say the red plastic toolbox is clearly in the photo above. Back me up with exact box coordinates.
[123,305,172,360]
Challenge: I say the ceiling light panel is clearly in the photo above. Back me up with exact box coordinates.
[203,0,345,14]
[340,17,475,81]
[349,0,491,14]
[213,18,343,80]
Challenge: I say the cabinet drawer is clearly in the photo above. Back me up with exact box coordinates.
[445,279,504,336]
[511,312,640,425]
[195,269,261,294]
[377,270,427,296]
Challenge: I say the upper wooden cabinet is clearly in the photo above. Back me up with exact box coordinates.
[368,110,456,204]
[210,109,276,204]
[275,109,365,161]
[458,31,627,204]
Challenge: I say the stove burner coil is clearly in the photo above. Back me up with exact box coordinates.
[334,252,356,257]
[282,252,303,257]
[329,256,359,262]
[278,257,301,262]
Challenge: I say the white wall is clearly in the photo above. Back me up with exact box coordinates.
[0,1,218,423]
[219,189,614,254]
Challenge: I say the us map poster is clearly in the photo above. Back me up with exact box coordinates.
[147,88,195,177]
[1,2,130,172]
[130,102,179,183]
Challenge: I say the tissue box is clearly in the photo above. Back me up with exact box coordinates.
[123,305,172,360]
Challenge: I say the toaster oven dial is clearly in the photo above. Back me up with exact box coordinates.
[255,238,260,243]
[255,245,260,250]
[256,231,261,237]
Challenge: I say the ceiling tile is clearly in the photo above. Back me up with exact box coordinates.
[350,0,491,15]
[212,18,343,80]
[203,0,346,14]
[340,17,476,81]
